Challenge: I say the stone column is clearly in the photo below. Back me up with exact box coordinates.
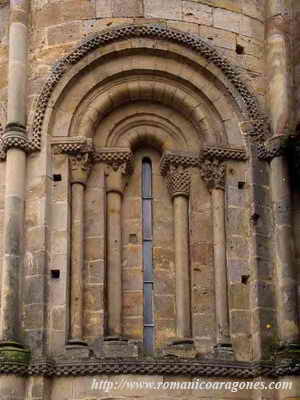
[68,153,92,346]
[266,0,300,348]
[166,164,192,339]
[200,159,232,353]
[105,163,128,338]
[0,0,30,361]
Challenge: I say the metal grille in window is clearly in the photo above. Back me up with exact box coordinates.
[142,158,154,354]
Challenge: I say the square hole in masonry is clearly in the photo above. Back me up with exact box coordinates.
[53,174,62,182]
[51,269,60,279]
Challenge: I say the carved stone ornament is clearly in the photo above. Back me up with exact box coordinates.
[166,164,191,198]
[0,356,299,378]
[200,159,225,191]
[27,23,268,157]
[105,162,130,195]
[257,135,289,161]
[70,153,92,186]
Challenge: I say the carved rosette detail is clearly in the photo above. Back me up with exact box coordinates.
[166,164,191,198]
[200,159,225,191]
[70,153,92,186]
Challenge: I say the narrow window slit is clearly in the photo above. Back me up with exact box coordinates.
[142,158,154,354]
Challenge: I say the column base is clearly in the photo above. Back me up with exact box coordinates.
[0,341,31,363]
[103,337,139,358]
[275,343,300,361]
[213,343,234,360]
[163,338,196,358]
[65,340,90,358]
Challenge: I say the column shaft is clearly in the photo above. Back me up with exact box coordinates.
[266,0,299,345]
[173,195,191,338]
[70,183,85,341]
[212,188,230,344]
[271,157,299,343]
[0,149,26,341]
[107,191,123,337]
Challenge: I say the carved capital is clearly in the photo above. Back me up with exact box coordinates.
[200,159,225,191]
[257,135,288,161]
[165,164,191,198]
[70,153,92,186]
[105,162,130,195]
[1,123,29,155]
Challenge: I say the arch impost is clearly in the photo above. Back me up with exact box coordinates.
[160,151,200,176]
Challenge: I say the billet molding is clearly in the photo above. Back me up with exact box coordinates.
[26,24,268,155]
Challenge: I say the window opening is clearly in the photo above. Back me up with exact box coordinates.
[142,158,154,353]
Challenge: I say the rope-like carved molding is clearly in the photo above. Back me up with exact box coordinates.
[0,358,300,378]
[28,23,268,156]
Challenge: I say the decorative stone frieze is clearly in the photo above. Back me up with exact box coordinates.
[70,153,92,186]
[0,357,299,378]
[199,159,226,191]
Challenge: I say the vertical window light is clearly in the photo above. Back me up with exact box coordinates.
[142,158,154,353]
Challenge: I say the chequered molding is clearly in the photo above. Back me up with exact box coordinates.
[26,24,268,154]
[0,357,299,378]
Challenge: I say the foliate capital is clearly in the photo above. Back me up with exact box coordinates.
[200,159,225,191]
[104,162,131,195]
[166,164,191,198]
[70,153,92,186]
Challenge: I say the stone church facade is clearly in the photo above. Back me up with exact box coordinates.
[0,0,300,398]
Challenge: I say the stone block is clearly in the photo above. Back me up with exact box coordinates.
[87,260,104,284]
[213,8,240,34]
[24,275,44,305]
[112,0,143,17]
[192,287,213,313]
[123,269,143,290]
[227,236,249,259]
[95,0,112,18]
[47,22,81,46]
[190,242,213,265]
[123,291,143,317]
[231,310,251,334]
[85,285,103,312]
[154,295,176,318]
[155,269,176,294]
[240,14,264,40]
[227,207,249,236]
[24,304,44,330]
[144,0,182,20]
[123,317,143,338]
[52,307,65,331]
[85,236,103,261]
[227,259,250,283]
[230,283,249,310]
[193,313,215,338]
[182,1,212,25]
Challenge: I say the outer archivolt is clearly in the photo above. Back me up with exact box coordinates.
[28,24,267,153]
